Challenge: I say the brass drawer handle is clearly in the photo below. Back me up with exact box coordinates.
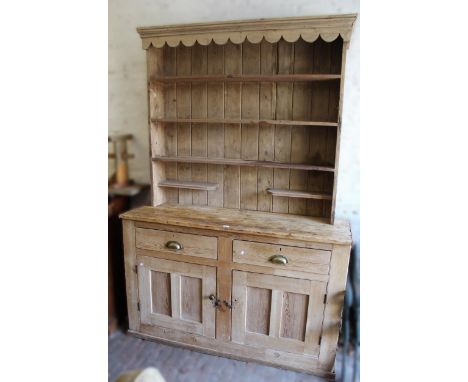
[269,254,288,265]
[166,240,183,250]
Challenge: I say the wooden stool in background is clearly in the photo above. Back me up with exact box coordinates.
[109,134,134,187]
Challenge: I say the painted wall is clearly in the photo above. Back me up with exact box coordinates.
[109,0,360,253]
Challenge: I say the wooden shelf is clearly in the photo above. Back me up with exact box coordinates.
[141,21,350,224]
[158,180,218,191]
[153,155,335,172]
[152,118,338,127]
[151,74,341,83]
[266,188,332,200]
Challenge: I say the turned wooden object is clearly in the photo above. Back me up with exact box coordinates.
[109,134,135,187]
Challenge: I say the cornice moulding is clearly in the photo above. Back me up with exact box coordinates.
[137,14,357,49]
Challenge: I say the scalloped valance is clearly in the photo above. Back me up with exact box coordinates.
[137,14,357,49]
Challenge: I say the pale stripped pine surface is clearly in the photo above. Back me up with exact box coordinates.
[149,37,343,223]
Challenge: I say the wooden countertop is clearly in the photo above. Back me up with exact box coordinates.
[120,204,352,245]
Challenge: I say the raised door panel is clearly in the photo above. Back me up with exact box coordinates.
[137,256,216,338]
[232,271,326,356]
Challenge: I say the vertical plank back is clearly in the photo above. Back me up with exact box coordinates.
[162,45,178,202]
[148,37,345,223]
[257,41,277,212]
[207,44,225,207]
[191,44,208,205]
[307,38,338,218]
[240,41,260,210]
[176,45,192,205]
[290,38,313,215]
[223,42,242,208]
[273,39,294,213]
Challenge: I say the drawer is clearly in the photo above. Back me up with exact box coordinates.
[135,228,217,259]
[233,240,331,275]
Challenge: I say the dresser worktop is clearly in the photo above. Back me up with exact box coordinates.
[121,204,351,245]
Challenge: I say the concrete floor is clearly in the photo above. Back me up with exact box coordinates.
[108,331,359,382]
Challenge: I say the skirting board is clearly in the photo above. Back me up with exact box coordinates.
[128,327,335,380]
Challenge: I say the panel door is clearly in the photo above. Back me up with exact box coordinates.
[232,271,326,356]
[137,256,216,338]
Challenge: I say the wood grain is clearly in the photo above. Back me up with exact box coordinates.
[122,220,140,331]
[232,271,325,357]
[123,204,352,245]
[281,292,308,341]
[191,44,208,205]
[151,270,172,316]
[273,40,294,213]
[207,43,225,207]
[162,45,178,203]
[223,42,241,208]
[170,273,181,319]
[135,227,218,259]
[233,239,331,274]
[142,18,354,223]
[257,40,277,212]
[330,40,348,224]
[132,325,328,377]
[290,38,313,214]
[240,41,260,211]
[181,275,202,322]
[153,117,338,126]
[152,73,341,82]
[216,237,233,341]
[318,244,351,370]
[137,256,216,338]
[266,188,332,200]
[147,47,167,206]
[307,38,335,218]
[153,155,334,172]
[137,14,356,50]
[130,16,356,377]
[158,179,218,191]
[176,45,193,205]
[135,220,334,251]
[269,289,283,338]
[246,286,271,335]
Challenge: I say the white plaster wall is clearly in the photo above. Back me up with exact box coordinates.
[109,0,360,249]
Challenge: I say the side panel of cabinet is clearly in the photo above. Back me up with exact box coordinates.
[137,256,216,338]
[232,271,326,356]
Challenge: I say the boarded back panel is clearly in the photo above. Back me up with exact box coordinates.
[273,40,293,213]
[240,41,260,211]
[162,46,178,202]
[207,43,225,207]
[290,39,313,215]
[191,44,208,205]
[257,41,277,212]
[223,42,241,208]
[145,36,344,222]
[176,45,192,205]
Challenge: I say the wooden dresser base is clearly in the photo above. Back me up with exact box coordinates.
[121,204,351,379]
